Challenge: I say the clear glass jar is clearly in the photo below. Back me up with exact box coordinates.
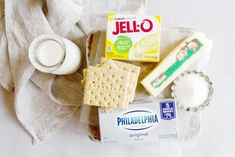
[28,34,82,75]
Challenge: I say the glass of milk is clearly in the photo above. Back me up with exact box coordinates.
[28,34,82,75]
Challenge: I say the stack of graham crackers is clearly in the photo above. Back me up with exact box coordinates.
[82,58,140,110]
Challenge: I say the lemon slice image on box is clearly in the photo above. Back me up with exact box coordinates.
[129,33,160,61]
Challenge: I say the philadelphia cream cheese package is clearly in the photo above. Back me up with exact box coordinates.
[98,99,178,144]
[105,14,161,62]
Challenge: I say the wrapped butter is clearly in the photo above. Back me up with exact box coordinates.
[105,14,161,62]
[141,33,213,97]
[98,99,178,144]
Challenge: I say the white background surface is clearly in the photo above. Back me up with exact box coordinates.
[0,0,235,157]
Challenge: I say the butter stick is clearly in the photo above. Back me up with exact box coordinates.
[141,33,213,97]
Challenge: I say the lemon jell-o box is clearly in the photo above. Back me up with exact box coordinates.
[105,14,161,62]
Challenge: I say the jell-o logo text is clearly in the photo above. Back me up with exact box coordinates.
[112,19,153,35]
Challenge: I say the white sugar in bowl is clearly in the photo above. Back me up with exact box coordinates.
[28,34,82,75]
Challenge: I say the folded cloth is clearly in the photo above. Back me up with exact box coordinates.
[0,0,13,91]
[0,0,146,144]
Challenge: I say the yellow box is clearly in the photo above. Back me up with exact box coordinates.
[105,14,161,62]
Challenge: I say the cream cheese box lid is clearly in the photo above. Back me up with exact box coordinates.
[98,99,178,144]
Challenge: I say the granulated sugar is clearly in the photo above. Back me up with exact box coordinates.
[173,73,209,108]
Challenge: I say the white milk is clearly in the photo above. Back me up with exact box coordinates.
[37,40,64,67]
[29,34,82,75]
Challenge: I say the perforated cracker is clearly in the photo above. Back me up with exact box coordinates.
[81,69,88,87]
[101,58,140,102]
[99,59,133,105]
[102,106,113,113]
[83,66,130,109]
